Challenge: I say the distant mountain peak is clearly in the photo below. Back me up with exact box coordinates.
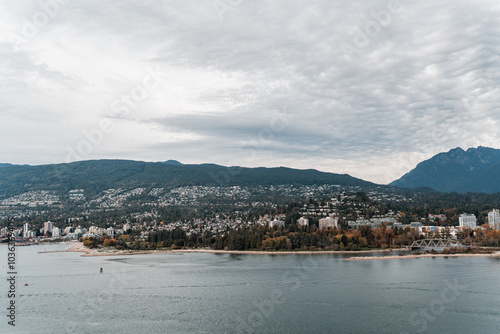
[162,160,183,165]
[450,147,465,153]
[391,146,500,193]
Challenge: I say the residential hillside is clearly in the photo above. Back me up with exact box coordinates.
[0,160,377,198]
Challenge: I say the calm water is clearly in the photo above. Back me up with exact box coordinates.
[1,244,499,334]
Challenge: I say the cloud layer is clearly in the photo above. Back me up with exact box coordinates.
[1,0,499,184]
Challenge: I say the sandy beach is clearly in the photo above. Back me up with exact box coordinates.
[38,242,158,257]
[38,242,406,257]
[38,243,500,260]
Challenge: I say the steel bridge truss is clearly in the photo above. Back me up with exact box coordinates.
[410,239,465,249]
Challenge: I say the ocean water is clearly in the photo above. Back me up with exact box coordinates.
[1,244,499,334]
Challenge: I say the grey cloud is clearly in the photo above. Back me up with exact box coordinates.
[1,0,499,182]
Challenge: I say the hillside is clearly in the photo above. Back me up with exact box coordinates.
[390,146,500,193]
[0,160,377,198]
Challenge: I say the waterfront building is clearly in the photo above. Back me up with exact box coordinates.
[44,221,54,234]
[74,226,86,239]
[52,227,61,238]
[488,209,500,230]
[89,226,100,234]
[459,213,477,229]
[64,233,77,240]
[106,227,115,237]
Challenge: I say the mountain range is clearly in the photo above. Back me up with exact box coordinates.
[2,146,500,197]
[0,160,376,198]
[390,146,500,193]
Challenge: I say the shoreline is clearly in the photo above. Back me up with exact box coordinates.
[39,242,406,257]
[345,252,500,261]
[38,243,500,260]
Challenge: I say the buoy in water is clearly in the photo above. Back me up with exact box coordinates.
[25,284,28,286]
[100,266,103,273]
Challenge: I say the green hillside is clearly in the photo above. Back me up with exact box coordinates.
[0,160,377,198]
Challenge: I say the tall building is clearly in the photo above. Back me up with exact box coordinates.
[23,223,29,236]
[52,227,61,238]
[43,221,54,234]
[459,213,477,229]
[488,209,500,230]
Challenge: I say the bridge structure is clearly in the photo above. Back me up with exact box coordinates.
[409,239,468,250]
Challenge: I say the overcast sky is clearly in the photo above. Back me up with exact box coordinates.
[1,0,499,184]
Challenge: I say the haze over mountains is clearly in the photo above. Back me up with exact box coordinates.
[390,146,500,193]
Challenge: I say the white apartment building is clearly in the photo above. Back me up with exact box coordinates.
[297,217,309,228]
[319,216,339,230]
[89,226,100,234]
[106,227,115,238]
[74,226,86,236]
[44,221,54,234]
[488,209,500,230]
[459,213,477,229]
[269,220,285,228]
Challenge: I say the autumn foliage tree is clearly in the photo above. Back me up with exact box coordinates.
[103,238,116,247]
[83,237,98,249]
